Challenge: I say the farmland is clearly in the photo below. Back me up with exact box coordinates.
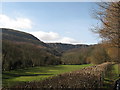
[5,62,118,89]
[2,64,92,87]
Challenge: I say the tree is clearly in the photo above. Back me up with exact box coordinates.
[2,40,61,71]
[93,1,120,75]
[92,2,120,63]
[92,2,120,48]
[89,46,110,64]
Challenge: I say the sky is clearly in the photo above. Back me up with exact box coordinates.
[0,2,101,45]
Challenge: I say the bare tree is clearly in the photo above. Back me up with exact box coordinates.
[92,2,120,76]
[92,2,120,48]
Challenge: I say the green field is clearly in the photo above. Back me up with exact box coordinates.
[3,64,92,87]
[103,64,120,88]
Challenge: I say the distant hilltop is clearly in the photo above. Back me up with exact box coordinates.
[1,28,90,53]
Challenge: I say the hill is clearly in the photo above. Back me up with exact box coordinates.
[2,28,61,71]
[1,28,93,71]
[2,28,61,56]
[2,28,49,48]
[61,45,95,64]
[47,43,89,53]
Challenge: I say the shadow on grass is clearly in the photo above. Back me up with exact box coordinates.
[2,65,68,85]
[14,65,65,73]
[2,65,67,87]
[2,73,53,79]
[2,64,91,87]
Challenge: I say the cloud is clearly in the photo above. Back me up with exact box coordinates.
[29,31,60,41]
[0,14,80,44]
[59,37,79,44]
[0,14,32,30]
[30,31,80,44]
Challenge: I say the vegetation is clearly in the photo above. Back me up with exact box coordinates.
[92,2,120,63]
[6,62,112,89]
[2,28,91,71]
[47,43,89,53]
[61,44,111,65]
[91,2,120,88]
[103,64,120,88]
[1,2,120,89]
[61,46,94,64]
[87,45,110,64]
[2,40,61,71]
[2,64,92,87]
[2,28,48,47]
[95,2,119,48]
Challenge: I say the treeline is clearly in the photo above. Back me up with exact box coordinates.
[61,44,118,65]
[2,40,61,71]
[61,46,93,65]
[47,43,89,53]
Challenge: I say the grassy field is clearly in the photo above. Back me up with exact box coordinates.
[2,64,92,87]
[103,64,120,88]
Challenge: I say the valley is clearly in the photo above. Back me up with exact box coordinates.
[1,28,120,89]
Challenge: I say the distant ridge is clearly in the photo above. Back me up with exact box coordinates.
[47,43,89,53]
[2,28,90,54]
[2,28,90,53]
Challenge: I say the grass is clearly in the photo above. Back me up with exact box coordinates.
[103,64,120,88]
[2,64,92,87]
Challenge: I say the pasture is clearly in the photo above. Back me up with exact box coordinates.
[2,64,92,87]
[5,62,114,89]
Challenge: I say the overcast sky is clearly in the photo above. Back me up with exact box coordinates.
[1,2,101,45]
